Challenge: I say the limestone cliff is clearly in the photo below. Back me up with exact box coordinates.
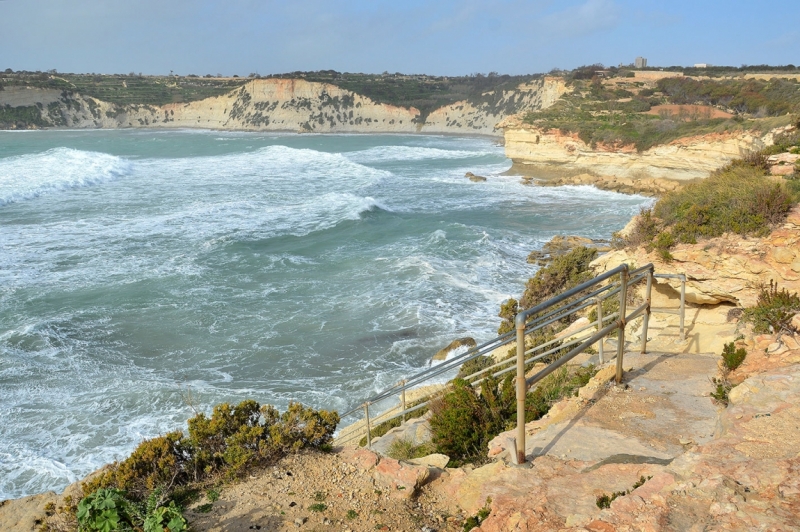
[500,113,778,184]
[591,205,800,307]
[0,77,566,136]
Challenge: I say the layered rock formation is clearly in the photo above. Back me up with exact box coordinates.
[500,114,779,187]
[0,77,566,135]
[591,205,800,307]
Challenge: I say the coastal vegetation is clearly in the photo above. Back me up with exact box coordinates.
[40,401,339,532]
[615,125,800,259]
[0,70,246,106]
[522,71,800,151]
[743,281,800,335]
[429,365,597,465]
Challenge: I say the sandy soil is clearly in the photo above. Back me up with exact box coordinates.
[185,449,461,532]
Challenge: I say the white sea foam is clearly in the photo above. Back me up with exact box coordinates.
[0,131,652,500]
[345,145,497,163]
[0,148,132,206]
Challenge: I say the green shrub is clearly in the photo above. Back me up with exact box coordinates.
[519,247,598,312]
[429,379,490,460]
[430,366,597,463]
[742,280,800,333]
[83,400,339,504]
[721,342,747,371]
[77,489,133,532]
[457,355,495,379]
[614,165,799,256]
[497,298,519,335]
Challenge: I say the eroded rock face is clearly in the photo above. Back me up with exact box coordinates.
[500,114,781,184]
[591,205,800,307]
[0,77,567,135]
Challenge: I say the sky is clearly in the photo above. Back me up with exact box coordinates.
[1,0,798,76]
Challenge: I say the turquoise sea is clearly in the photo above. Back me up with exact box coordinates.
[0,130,649,499]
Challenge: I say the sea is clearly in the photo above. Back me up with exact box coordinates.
[0,129,650,500]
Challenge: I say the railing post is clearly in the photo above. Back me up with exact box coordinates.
[515,313,527,465]
[615,267,629,384]
[400,380,407,422]
[641,268,653,354]
[679,275,686,341]
[596,297,605,364]
[363,402,372,448]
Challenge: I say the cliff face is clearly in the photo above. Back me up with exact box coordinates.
[592,205,800,307]
[501,115,777,182]
[0,77,567,135]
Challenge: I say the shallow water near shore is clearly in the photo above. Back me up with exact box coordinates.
[0,130,649,499]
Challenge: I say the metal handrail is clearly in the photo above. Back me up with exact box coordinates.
[337,263,656,451]
[653,273,686,340]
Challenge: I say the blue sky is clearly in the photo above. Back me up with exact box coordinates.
[1,0,798,76]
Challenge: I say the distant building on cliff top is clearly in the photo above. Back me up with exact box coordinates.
[694,63,710,68]
[635,57,648,69]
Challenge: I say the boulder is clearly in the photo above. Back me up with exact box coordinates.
[432,337,476,361]
[408,453,450,469]
[369,417,432,456]
[465,172,487,182]
[373,458,430,498]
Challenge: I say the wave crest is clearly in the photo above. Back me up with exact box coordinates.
[0,148,132,206]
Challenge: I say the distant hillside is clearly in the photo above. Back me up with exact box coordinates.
[0,70,564,135]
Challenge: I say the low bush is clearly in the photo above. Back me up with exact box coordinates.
[742,280,800,333]
[76,487,187,532]
[519,246,598,313]
[81,399,339,529]
[621,163,799,256]
[429,366,597,464]
[721,342,747,371]
[457,355,495,379]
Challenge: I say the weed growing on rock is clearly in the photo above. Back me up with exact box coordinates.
[462,498,491,531]
[721,342,747,371]
[386,438,436,461]
[596,476,652,509]
[743,280,800,334]
[710,378,734,406]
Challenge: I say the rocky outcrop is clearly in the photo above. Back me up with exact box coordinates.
[0,77,566,135]
[534,172,683,196]
[591,205,800,307]
[500,114,781,184]
[527,235,610,266]
[432,337,477,361]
